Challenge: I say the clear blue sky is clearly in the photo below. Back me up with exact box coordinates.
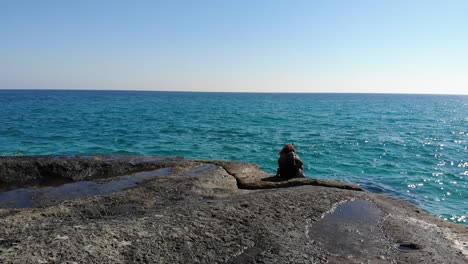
[1,0,467,94]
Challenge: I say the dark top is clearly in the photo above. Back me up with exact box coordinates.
[276,152,304,178]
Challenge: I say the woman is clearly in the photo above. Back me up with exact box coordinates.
[275,144,305,178]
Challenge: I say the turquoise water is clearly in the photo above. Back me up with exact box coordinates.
[0,90,467,224]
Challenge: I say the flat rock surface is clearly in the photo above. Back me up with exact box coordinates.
[0,155,467,263]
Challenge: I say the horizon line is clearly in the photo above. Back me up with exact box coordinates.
[0,88,467,96]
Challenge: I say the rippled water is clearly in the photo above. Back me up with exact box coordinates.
[0,90,466,224]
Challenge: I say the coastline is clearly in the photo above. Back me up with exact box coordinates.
[2,90,467,224]
[0,155,467,263]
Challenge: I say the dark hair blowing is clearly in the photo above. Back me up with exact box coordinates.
[279,144,296,154]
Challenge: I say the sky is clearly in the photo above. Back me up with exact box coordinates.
[1,0,467,94]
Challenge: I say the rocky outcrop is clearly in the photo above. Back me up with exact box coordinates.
[0,155,466,263]
[206,160,363,191]
[0,155,182,187]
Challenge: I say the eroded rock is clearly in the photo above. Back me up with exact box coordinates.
[0,155,466,264]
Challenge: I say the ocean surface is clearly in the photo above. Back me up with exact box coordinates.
[0,90,467,224]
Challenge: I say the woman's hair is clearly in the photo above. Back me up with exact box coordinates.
[279,144,296,154]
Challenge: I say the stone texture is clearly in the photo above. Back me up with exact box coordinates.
[205,160,363,191]
[0,155,466,264]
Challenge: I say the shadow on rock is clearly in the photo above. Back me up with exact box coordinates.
[260,175,291,182]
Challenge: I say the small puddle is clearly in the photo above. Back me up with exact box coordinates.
[321,200,382,225]
[183,164,219,176]
[0,168,173,209]
[227,246,265,264]
[309,200,387,258]
[399,243,422,251]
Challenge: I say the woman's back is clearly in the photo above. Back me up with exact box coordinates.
[276,144,305,178]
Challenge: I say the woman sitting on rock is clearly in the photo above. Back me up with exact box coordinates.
[275,144,305,178]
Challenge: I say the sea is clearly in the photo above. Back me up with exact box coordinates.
[0,90,466,224]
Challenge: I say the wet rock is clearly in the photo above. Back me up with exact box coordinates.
[0,155,182,187]
[0,155,466,264]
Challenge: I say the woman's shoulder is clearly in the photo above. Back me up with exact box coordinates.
[292,152,302,160]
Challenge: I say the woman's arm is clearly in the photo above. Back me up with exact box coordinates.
[294,153,303,169]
